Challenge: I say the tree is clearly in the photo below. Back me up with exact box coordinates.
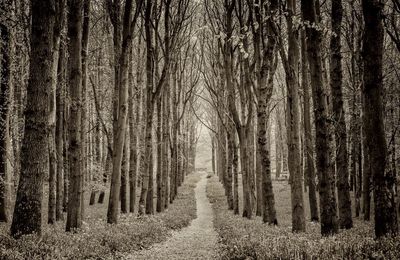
[300,30,319,222]
[301,0,339,236]
[107,0,143,223]
[362,0,398,238]
[330,0,352,229]
[0,0,13,223]
[280,0,306,232]
[10,0,57,238]
[252,0,278,225]
[66,0,84,232]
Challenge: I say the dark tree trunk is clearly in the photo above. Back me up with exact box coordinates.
[301,0,339,236]
[66,0,84,232]
[301,30,319,222]
[0,0,13,223]
[56,41,66,221]
[362,0,398,238]
[330,0,352,229]
[11,0,56,237]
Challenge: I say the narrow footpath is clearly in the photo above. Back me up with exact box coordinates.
[127,172,218,259]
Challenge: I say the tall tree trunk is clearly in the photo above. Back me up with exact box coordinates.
[48,0,65,225]
[0,0,13,223]
[107,0,137,223]
[233,137,239,215]
[162,87,170,210]
[138,0,155,215]
[226,125,234,210]
[66,0,84,232]
[120,127,129,213]
[301,0,339,236]
[330,0,352,229]
[156,96,163,212]
[80,0,91,221]
[56,41,66,221]
[361,112,371,220]
[362,0,398,237]
[282,0,306,232]
[301,30,319,222]
[11,0,56,237]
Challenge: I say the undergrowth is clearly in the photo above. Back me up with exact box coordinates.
[206,175,400,260]
[0,173,201,260]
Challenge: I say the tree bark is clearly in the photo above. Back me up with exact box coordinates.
[362,0,398,237]
[56,40,66,221]
[11,0,56,237]
[301,0,339,236]
[0,0,13,223]
[301,30,319,222]
[66,0,84,232]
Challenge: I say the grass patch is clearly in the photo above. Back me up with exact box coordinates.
[206,175,400,259]
[0,173,202,260]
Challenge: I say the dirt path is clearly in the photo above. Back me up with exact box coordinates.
[126,173,218,259]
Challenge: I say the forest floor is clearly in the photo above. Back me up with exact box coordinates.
[206,175,400,259]
[0,173,201,260]
[126,172,218,259]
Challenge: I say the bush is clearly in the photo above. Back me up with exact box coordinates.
[0,173,201,260]
[206,175,400,260]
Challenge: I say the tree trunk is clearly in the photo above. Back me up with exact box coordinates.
[301,0,339,236]
[80,0,91,222]
[282,0,306,232]
[362,0,398,237]
[226,125,234,210]
[0,1,13,222]
[66,0,84,232]
[138,0,155,215]
[162,87,170,210]
[120,128,129,214]
[56,41,66,221]
[107,0,136,223]
[10,0,56,237]
[233,138,239,215]
[301,30,319,222]
[361,113,371,220]
[330,0,352,229]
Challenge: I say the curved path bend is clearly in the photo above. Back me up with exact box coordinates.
[127,173,217,260]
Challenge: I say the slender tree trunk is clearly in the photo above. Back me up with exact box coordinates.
[0,1,13,222]
[156,96,163,212]
[301,0,339,236]
[362,0,398,237]
[139,0,155,215]
[361,113,371,220]
[80,0,91,222]
[226,126,234,210]
[11,0,56,237]
[120,127,129,213]
[107,0,136,223]
[66,0,84,232]
[282,0,306,232]
[301,30,319,222]
[162,87,170,210]
[330,0,352,229]
[233,138,239,215]
[56,41,66,221]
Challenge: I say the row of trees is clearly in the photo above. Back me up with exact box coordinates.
[0,0,201,238]
[201,0,399,238]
